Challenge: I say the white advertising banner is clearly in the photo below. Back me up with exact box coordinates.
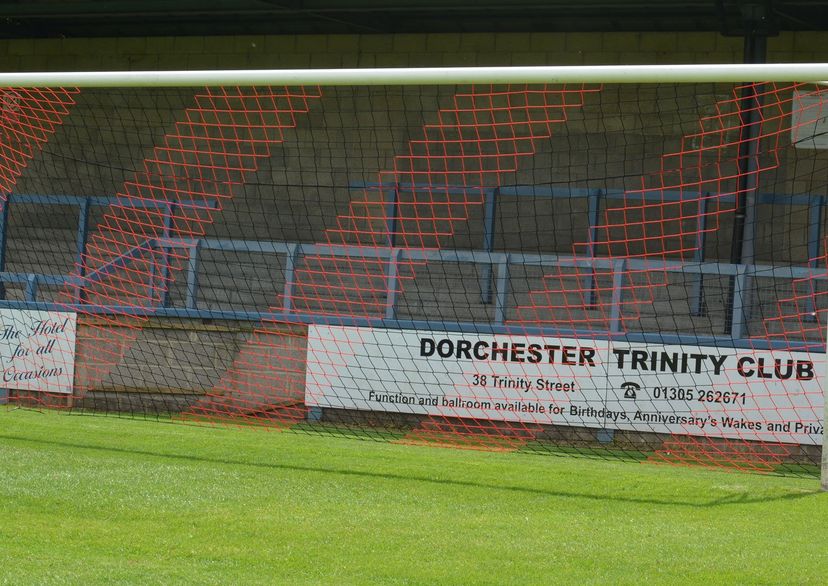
[305,325,824,446]
[791,90,828,149]
[0,308,77,394]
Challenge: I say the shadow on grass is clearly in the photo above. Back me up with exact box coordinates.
[0,430,821,509]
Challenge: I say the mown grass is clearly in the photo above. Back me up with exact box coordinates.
[1,408,826,585]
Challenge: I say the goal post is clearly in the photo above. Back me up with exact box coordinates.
[0,64,825,483]
[824,332,828,490]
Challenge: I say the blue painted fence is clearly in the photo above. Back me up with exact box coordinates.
[0,188,825,353]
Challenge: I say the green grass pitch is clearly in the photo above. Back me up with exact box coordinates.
[1,408,826,585]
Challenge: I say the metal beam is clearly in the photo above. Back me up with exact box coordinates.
[480,188,498,304]
[0,200,8,300]
[726,31,767,338]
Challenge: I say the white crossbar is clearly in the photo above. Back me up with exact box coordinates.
[1,63,828,87]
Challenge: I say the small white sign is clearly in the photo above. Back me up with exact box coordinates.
[0,308,77,394]
[305,325,824,445]
[791,90,828,149]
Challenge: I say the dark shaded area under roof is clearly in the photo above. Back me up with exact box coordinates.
[0,0,825,39]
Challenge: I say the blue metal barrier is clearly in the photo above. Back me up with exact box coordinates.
[2,236,826,352]
[350,182,827,318]
[0,189,826,353]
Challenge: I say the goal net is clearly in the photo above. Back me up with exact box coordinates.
[0,66,825,477]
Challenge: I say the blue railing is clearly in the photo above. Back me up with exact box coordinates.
[350,182,827,317]
[2,235,826,352]
[1,189,826,352]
